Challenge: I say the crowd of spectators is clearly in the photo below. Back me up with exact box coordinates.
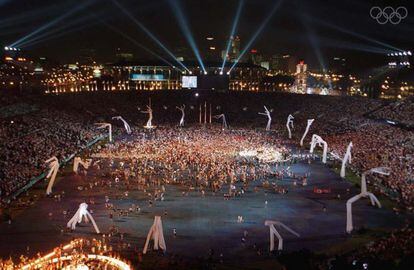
[326,123,414,210]
[0,106,97,200]
[1,91,413,211]
[369,96,414,128]
[0,90,413,269]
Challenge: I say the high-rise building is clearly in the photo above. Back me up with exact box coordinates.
[295,60,308,93]
[221,35,241,63]
[229,36,240,62]
[205,36,218,61]
[174,46,192,62]
[250,49,262,65]
[270,54,283,71]
[329,57,347,73]
[271,54,297,74]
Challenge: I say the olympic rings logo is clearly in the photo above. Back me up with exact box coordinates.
[370,6,408,24]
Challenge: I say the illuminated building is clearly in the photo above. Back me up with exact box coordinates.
[223,35,240,63]
[294,60,307,93]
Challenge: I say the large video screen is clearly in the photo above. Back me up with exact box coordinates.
[182,76,197,88]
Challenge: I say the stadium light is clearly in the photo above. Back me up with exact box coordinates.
[229,0,283,72]
[221,0,244,71]
[112,0,190,72]
[168,0,206,73]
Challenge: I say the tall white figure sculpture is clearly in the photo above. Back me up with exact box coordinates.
[214,114,228,129]
[286,114,294,139]
[346,167,390,233]
[141,105,155,129]
[309,134,328,163]
[67,203,100,234]
[340,142,353,178]
[264,220,300,251]
[112,116,132,134]
[176,105,185,127]
[96,123,112,142]
[300,119,315,146]
[73,157,92,173]
[258,106,272,131]
[45,156,59,195]
[143,216,166,254]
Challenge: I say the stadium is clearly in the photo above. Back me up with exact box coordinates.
[0,1,413,270]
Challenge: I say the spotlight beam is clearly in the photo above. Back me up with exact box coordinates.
[102,21,179,70]
[0,4,61,29]
[17,14,95,48]
[112,0,190,72]
[313,17,402,52]
[20,23,95,49]
[318,36,390,54]
[229,0,283,72]
[301,13,327,74]
[0,0,10,7]
[221,0,244,71]
[168,0,206,73]
[10,0,96,47]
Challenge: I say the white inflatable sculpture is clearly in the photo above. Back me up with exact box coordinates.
[264,220,300,251]
[176,105,185,127]
[67,203,100,234]
[346,167,390,233]
[286,114,294,139]
[45,156,59,195]
[73,157,92,173]
[143,216,166,254]
[258,106,272,131]
[96,123,112,142]
[214,114,228,129]
[340,142,353,178]
[309,134,328,163]
[300,119,315,146]
[141,105,155,129]
[112,116,132,134]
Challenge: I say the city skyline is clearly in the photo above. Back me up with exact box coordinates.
[1,0,413,71]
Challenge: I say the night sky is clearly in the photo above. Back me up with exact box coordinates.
[1,0,413,71]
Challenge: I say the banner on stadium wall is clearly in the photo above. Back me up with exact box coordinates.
[130,74,165,81]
